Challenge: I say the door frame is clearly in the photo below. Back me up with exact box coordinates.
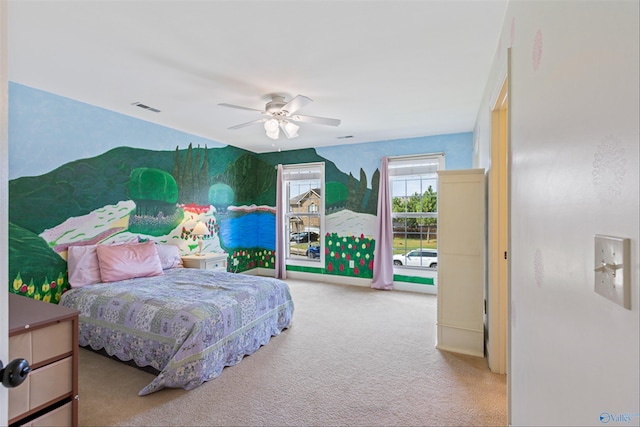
[486,49,511,380]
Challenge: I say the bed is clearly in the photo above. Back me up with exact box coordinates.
[59,267,294,395]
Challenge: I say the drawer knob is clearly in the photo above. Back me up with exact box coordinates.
[0,358,31,388]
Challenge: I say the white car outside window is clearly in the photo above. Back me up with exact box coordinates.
[393,250,438,268]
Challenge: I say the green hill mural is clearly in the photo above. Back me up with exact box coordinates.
[9,144,249,234]
[9,222,69,303]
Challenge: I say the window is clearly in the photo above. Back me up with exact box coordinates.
[389,154,443,270]
[282,162,324,263]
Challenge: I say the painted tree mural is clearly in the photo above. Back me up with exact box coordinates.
[208,183,235,212]
[212,153,276,206]
[129,167,179,216]
[356,168,368,211]
[346,168,371,213]
[366,168,380,214]
[326,181,349,212]
[172,143,209,205]
[128,167,183,235]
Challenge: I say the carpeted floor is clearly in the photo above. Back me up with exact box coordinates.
[78,279,507,426]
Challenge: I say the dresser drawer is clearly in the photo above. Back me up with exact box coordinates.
[9,357,73,419]
[9,321,73,366]
[32,322,73,363]
[30,356,73,410]
[21,402,73,427]
[8,371,30,421]
[204,259,226,271]
[9,333,31,365]
[8,356,73,421]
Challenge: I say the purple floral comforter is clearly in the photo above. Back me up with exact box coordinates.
[60,268,294,395]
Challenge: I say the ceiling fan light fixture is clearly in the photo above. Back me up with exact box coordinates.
[266,128,280,139]
[281,120,299,139]
[264,118,279,133]
[264,118,280,139]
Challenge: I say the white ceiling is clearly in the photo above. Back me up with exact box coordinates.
[8,0,507,153]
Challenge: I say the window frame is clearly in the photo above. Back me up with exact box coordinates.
[389,153,444,271]
[282,162,325,267]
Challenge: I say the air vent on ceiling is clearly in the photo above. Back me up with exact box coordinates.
[132,102,161,113]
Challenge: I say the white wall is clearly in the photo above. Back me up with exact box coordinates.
[475,1,639,425]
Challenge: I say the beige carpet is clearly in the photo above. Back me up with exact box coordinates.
[78,279,507,426]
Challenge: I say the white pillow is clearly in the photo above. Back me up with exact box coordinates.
[155,244,183,270]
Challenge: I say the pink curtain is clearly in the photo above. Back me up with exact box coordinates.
[275,164,287,279]
[371,157,393,290]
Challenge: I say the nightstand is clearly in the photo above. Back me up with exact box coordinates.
[182,252,228,271]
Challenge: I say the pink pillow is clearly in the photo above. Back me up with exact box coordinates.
[155,244,183,270]
[67,245,102,288]
[96,241,163,282]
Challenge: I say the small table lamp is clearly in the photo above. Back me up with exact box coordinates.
[192,222,209,256]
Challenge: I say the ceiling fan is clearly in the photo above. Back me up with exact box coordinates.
[218,94,341,140]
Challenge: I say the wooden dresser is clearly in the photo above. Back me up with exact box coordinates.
[8,293,80,427]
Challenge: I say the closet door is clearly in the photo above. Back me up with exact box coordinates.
[436,169,485,357]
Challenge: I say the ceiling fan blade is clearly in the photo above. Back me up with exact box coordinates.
[218,103,265,113]
[290,114,341,127]
[282,95,313,114]
[228,119,265,130]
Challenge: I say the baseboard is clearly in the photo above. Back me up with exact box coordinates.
[239,268,262,276]
[394,281,437,294]
[248,268,436,294]
[282,269,371,287]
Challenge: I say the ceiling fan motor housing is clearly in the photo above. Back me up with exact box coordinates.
[265,96,288,114]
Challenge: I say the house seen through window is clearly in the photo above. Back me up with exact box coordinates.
[389,154,443,270]
[283,163,324,263]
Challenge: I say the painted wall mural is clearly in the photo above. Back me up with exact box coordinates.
[325,233,375,278]
[8,143,277,302]
[8,83,473,302]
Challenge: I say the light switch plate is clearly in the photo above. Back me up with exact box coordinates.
[594,235,630,309]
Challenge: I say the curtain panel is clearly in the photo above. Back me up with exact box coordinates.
[371,156,393,290]
[275,164,286,279]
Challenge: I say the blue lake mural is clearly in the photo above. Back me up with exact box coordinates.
[219,211,275,251]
